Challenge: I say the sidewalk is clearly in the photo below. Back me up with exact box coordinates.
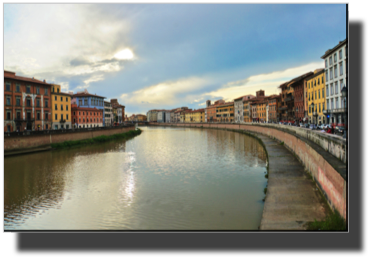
[257,133,329,230]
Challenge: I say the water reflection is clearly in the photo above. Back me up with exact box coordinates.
[4,127,267,230]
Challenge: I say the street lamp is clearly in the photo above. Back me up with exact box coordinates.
[341,85,347,139]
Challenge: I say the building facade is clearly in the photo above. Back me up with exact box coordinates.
[72,90,105,125]
[51,84,72,129]
[321,39,347,126]
[157,110,166,123]
[71,104,103,128]
[110,99,125,123]
[268,95,280,123]
[292,72,313,122]
[234,94,253,123]
[216,102,234,122]
[104,101,113,126]
[306,69,326,124]
[4,70,52,132]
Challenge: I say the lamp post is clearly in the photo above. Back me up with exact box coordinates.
[341,85,347,139]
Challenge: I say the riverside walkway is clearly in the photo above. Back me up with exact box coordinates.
[255,133,329,230]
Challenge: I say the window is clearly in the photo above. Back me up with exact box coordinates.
[314,80,316,86]
[326,71,328,82]
[329,56,332,65]
[26,86,31,93]
[318,90,320,99]
[334,65,337,78]
[26,99,31,106]
[329,68,333,80]
[66,97,68,102]
[45,124,48,129]
[340,80,344,92]
[37,112,40,120]
[319,103,321,112]
[6,97,11,105]
[45,113,48,120]
[6,112,11,120]
[61,97,63,101]
[37,99,40,107]
[79,118,81,122]
[318,78,320,85]
[61,105,63,111]
[66,125,69,129]
[45,100,48,107]
[7,125,10,132]
[5,82,11,91]
[16,84,21,92]
[322,88,325,98]
[66,105,68,111]
[335,82,338,95]
[61,114,64,120]
[55,96,57,101]
[74,112,76,116]
[334,53,337,63]
[27,112,31,119]
[16,97,20,106]
[84,99,88,105]
[16,112,21,119]
[55,104,57,110]
[66,114,68,120]
[309,106,311,113]
[339,49,342,59]
[55,114,58,120]
[331,84,334,95]
[325,59,327,68]
[45,88,48,95]
[340,62,343,75]
[36,87,40,94]
[336,98,339,109]
[57,88,60,93]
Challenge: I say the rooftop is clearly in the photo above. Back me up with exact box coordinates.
[321,39,347,59]
[4,70,51,85]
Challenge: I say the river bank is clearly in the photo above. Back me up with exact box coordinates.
[51,128,142,149]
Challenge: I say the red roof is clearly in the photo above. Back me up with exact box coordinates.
[4,70,51,85]
[73,93,106,99]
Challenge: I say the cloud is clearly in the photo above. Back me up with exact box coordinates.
[4,4,133,90]
[120,77,211,107]
[204,61,324,102]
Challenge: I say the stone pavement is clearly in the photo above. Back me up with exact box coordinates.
[256,133,329,230]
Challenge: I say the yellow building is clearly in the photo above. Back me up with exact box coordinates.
[257,101,267,122]
[185,110,192,123]
[190,109,204,123]
[306,69,326,124]
[51,84,72,129]
[216,102,234,122]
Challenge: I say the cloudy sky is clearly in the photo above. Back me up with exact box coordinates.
[4,4,346,116]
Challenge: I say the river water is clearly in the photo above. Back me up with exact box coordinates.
[4,126,268,230]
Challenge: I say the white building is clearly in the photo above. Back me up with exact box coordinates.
[234,95,254,123]
[157,110,165,123]
[321,39,347,126]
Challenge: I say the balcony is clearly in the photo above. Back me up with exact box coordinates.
[59,119,66,123]
[14,118,35,123]
[330,107,347,114]
[323,109,329,115]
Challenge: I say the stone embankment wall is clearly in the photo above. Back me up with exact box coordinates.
[4,126,135,152]
[149,122,347,220]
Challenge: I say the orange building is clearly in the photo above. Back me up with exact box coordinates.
[4,70,52,132]
[216,102,234,122]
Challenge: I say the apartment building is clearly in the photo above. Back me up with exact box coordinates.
[4,70,52,132]
[321,39,347,126]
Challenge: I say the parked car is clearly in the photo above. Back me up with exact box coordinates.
[335,126,345,135]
